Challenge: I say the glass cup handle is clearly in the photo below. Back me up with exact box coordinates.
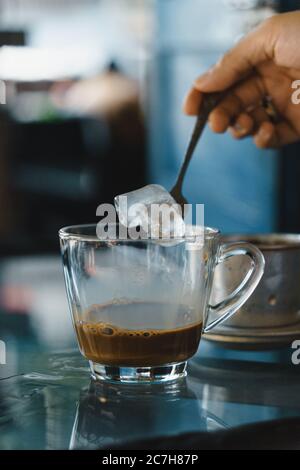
[204,242,265,333]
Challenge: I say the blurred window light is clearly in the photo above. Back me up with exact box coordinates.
[0,0,99,20]
[223,0,278,9]
[0,46,106,80]
[0,79,6,104]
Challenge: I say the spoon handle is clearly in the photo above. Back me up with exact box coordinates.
[173,91,226,191]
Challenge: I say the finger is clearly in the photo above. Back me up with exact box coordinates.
[229,103,276,139]
[208,75,266,132]
[254,121,299,149]
[254,122,276,148]
[208,76,265,133]
[233,76,265,110]
[229,113,254,139]
[183,87,203,115]
[249,106,271,133]
[208,104,232,133]
[185,72,265,121]
[193,19,275,92]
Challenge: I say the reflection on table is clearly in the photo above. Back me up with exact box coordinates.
[0,255,299,450]
[0,349,300,450]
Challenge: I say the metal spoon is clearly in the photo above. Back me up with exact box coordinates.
[170,91,226,209]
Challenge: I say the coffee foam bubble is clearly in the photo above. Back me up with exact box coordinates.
[81,321,159,338]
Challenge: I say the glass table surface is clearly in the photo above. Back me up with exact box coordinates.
[0,255,299,450]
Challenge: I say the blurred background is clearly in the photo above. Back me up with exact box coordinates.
[0,0,299,368]
[0,0,299,253]
[0,0,299,256]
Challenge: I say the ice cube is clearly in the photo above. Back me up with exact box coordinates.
[114,184,185,239]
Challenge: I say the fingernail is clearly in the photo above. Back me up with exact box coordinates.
[256,127,272,148]
[234,123,244,132]
[259,127,271,140]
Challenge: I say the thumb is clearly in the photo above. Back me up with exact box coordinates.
[194,19,275,92]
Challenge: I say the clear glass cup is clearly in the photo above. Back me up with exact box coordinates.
[59,224,265,384]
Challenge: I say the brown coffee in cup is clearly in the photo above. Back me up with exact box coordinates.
[75,302,202,367]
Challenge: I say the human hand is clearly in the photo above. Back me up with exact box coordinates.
[184,12,300,148]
